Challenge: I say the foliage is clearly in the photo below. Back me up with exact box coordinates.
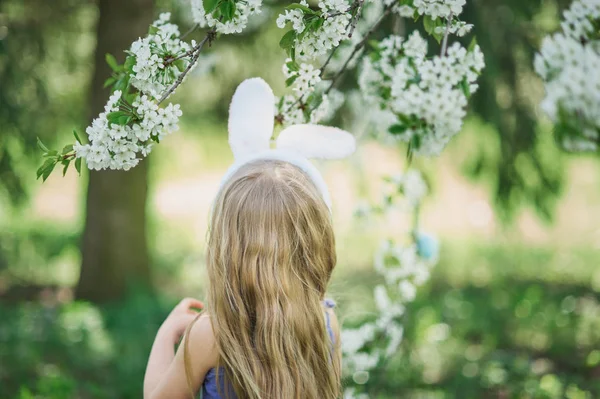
[534,0,600,153]
[2,246,600,398]
[0,0,94,202]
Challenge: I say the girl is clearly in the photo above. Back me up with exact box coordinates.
[143,78,355,399]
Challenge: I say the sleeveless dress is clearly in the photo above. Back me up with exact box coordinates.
[201,299,337,399]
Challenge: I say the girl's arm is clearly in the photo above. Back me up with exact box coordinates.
[144,298,218,399]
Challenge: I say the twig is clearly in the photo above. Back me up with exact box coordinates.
[276,0,376,122]
[440,12,453,57]
[158,31,215,105]
[328,0,361,19]
[181,23,199,40]
[165,36,206,65]
[324,6,393,95]
[320,0,363,75]
[347,0,365,38]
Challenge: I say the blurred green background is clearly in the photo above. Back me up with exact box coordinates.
[1,0,600,398]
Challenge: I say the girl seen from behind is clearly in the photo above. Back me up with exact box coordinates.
[143,78,356,399]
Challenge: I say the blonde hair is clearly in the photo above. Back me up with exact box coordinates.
[204,159,341,399]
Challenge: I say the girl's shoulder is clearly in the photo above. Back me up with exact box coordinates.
[186,313,219,369]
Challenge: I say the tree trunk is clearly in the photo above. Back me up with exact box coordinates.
[76,0,154,302]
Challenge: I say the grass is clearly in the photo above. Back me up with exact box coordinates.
[1,240,599,398]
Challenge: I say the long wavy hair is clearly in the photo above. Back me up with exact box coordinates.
[203,159,341,399]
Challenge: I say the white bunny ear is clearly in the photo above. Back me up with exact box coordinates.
[228,78,275,159]
[276,124,356,159]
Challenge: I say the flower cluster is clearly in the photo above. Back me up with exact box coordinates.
[128,13,192,99]
[359,31,484,156]
[534,0,600,152]
[276,0,352,61]
[276,60,344,125]
[191,0,263,34]
[73,92,181,171]
[342,170,438,395]
[407,0,466,19]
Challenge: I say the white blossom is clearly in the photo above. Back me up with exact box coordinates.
[276,0,352,61]
[398,280,417,302]
[191,0,263,34]
[276,61,343,125]
[128,13,192,99]
[395,5,415,18]
[342,324,377,354]
[74,94,181,171]
[359,31,484,155]
[413,0,466,19]
[534,0,600,152]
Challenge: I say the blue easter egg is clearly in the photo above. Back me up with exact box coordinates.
[416,232,439,261]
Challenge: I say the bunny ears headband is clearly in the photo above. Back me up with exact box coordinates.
[219,78,356,210]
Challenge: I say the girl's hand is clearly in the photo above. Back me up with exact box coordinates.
[159,297,204,344]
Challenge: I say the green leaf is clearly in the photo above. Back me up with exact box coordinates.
[411,133,422,150]
[36,158,54,179]
[279,30,297,50]
[75,157,82,175]
[124,56,136,73]
[173,59,187,72]
[285,75,298,87]
[105,53,119,71]
[388,124,408,135]
[367,40,379,50]
[468,37,478,52]
[117,115,131,125]
[37,158,57,182]
[62,160,70,177]
[125,91,138,105]
[285,3,314,14]
[220,0,236,22]
[433,31,443,44]
[37,137,49,153]
[62,144,74,154]
[423,15,435,35]
[107,111,128,125]
[204,0,219,14]
[73,130,81,144]
[104,77,117,88]
[286,60,300,72]
[309,17,324,32]
[460,78,471,98]
[148,25,159,35]
[114,77,127,92]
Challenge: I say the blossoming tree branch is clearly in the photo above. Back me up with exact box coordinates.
[37,0,484,179]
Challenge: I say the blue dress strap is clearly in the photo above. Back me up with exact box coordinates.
[323,298,336,347]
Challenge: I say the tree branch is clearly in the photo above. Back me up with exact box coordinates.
[440,12,453,57]
[324,6,393,95]
[181,23,199,40]
[158,30,215,105]
[347,0,365,38]
[164,35,206,66]
[276,1,383,123]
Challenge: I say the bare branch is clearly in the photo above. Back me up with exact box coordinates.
[347,0,365,38]
[158,30,215,105]
[440,12,453,57]
[324,6,393,95]
[181,23,199,40]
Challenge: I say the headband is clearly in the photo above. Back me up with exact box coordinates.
[219,78,356,210]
